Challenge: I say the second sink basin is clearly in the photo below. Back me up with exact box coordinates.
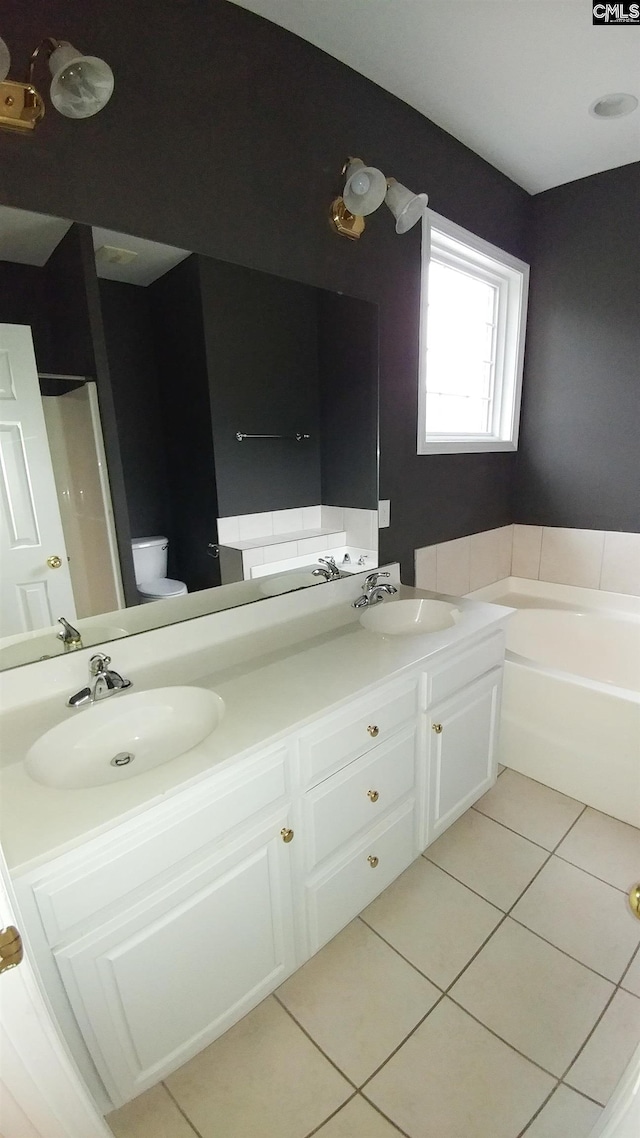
[360,598,462,637]
[25,687,225,789]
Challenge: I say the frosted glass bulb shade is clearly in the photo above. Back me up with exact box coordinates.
[48,43,114,119]
[0,36,10,83]
[385,179,428,234]
[343,159,387,216]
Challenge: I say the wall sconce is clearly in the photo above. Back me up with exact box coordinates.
[0,35,114,133]
[330,157,428,240]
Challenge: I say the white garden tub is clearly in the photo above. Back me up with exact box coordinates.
[469,579,640,827]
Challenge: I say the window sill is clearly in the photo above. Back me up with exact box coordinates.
[417,439,518,456]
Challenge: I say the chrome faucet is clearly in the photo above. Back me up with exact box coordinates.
[67,653,132,708]
[57,616,83,652]
[313,556,341,582]
[352,571,398,609]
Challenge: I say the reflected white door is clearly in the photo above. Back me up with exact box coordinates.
[0,324,76,636]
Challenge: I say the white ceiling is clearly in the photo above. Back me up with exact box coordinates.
[231,0,640,193]
[0,206,190,285]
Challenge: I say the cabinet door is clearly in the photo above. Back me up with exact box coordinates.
[426,668,502,845]
[55,812,297,1107]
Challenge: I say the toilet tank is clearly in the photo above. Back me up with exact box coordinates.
[131,536,168,584]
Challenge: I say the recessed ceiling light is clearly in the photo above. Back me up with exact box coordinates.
[589,93,638,119]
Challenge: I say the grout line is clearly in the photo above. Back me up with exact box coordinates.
[445,994,560,1080]
[619,943,640,993]
[273,993,359,1091]
[301,1091,358,1138]
[358,992,448,1091]
[358,913,448,988]
[561,1082,607,1108]
[358,1093,414,1137]
[507,914,622,985]
[161,1082,206,1138]
[470,805,557,851]
[553,852,632,895]
[514,1079,562,1138]
[420,853,510,912]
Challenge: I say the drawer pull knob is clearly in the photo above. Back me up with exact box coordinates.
[367,855,379,868]
[280,828,294,844]
[367,789,379,803]
[432,723,443,734]
[367,725,379,737]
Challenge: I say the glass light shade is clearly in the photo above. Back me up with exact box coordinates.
[343,158,387,216]
[385,179,428,234]
[0,36,10,83]
[48,43,114,119]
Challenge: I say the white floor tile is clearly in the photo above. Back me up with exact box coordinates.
[365,998,555,1138]
[362,859,502,988]
[313,1096,403,1136]
[523,1085,601,1138]
[474,769,584,850]
[450,919,614,1075]
[426,808,547,910]
[277,920,439,1085]
[556,807,640,891]
[512,857,640,981]
[165,997,351,1138]
[621,947,640,998]
[565,989,640,1105]
[107,1085,195,1138]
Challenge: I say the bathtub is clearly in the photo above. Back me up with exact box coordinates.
[469,579,640,828]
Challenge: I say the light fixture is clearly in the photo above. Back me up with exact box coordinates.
[0,35,114,133]
[330,157,428,240]
[589,92,638,119]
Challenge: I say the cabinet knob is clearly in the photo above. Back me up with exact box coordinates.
[367,789,379,803]
[0,925,23,974]
[280,827,294,844]
[432,723,443,734]
[367,725,379,738]
[367,855,379,868]
[47,555,63,570]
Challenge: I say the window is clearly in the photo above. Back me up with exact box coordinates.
[417,210,529,455]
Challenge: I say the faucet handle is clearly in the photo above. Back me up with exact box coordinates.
[89,653,111,676]
[364,571,390,588]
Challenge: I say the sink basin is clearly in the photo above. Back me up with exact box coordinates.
[359,599,462,637]
[260,571,324,597]
[25,687,225,789]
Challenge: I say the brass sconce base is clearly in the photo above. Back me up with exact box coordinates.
[0,79,45,131]
[330,197,365,241]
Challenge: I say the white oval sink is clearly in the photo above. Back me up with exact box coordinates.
[25,687,225,789]
[360,599,462,637]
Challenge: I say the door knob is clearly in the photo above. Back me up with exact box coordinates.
[630,884,640,920]
[47,555,63,569]
[0,926,23,974]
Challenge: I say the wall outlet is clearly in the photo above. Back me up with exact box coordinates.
[378,499,390,528]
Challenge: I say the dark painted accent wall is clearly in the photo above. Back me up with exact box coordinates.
[99,280,171,539]
[0,0,529,582]
[149,257,221,593]
[198,256,322,516]
[515,164,640,532]
[318,292,379,511]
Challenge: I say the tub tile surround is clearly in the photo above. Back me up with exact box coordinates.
[108,770,640,1138]
[415,524,640,597]
[218,505,378,581]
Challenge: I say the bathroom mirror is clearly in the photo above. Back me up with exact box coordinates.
[0,205,379,670]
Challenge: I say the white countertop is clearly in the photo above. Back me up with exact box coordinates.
[0,585,512,874]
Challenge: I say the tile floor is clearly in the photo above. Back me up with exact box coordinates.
[108,768,640,1138]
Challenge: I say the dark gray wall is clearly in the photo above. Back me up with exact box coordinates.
[515,163,640,532]
[0,0,529,581]
[99,279,171,539]
[198,256,323,516]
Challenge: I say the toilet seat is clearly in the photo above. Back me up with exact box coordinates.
[137,577,188,600]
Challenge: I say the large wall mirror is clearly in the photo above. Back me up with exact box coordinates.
[0,206,379,670]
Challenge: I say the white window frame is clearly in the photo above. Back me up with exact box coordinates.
[417,209,529,455]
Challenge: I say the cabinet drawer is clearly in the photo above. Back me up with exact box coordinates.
[299,680,417,787]
[306,800,416,953]
[32,747,288,946]
[304,727,416,869]
[425,632,504,708]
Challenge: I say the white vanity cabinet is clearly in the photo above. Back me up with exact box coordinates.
[14,624,507,1108]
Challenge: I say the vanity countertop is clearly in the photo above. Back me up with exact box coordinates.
[0,586,512,874]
